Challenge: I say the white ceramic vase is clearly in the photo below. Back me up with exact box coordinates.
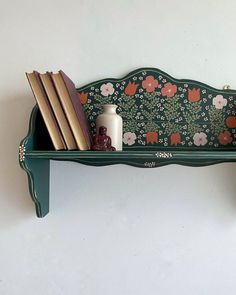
[96,104,123,151]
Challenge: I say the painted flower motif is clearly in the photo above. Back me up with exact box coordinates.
[78,92,88,104]
[146,132,158,144]
[188,88,201,103]
[213,95,227,109]
[123,132,137,145]
[124,82,139,96]
[100,82,115,97]
[170,133,181,145]
[142,76,158,93]
[218,131,233,145]
[161,82,177,97]
[226,116,236,128]
[193,132,208,146]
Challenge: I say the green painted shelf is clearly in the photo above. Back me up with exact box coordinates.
[19,67,236,217]
[25,150,236,165]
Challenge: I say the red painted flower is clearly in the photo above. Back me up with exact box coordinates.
[170,133,181,146]
[188,88,201,103]
[161,82,177,97]
[146,132,158,144]
[218,131,233,145]
[142,76,158,93]
[226,116,236,128]
[78,92,88,104]
[124,82,139,96]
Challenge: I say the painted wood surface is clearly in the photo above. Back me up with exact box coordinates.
[19,68,236,217]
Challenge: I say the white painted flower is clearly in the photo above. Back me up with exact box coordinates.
[123,132,137,145]
[213,94,227,109]
[100,82,114,96]
[193,132,208,146]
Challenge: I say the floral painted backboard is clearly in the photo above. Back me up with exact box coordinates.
[77,68,236,150]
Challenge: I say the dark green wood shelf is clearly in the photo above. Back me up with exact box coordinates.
[19,67,236,217]
[25,150,236,163]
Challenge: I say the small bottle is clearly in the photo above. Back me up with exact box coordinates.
[96,104,123,151]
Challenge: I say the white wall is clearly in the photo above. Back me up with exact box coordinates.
[1,0,236,294]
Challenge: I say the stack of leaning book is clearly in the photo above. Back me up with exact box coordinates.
[26,71,92,150]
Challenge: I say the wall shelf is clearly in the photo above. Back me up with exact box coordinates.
[19,67,236,217]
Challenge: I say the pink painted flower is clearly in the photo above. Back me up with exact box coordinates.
[100,82,115,97]
[123,132,137,145]
[161,82,177,97]
[193,132,208,146]
[213,95,227,109]
[142,76,158,93]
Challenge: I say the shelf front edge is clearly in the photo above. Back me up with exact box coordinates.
[25,150,236,160]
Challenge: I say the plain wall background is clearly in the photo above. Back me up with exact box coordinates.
[1,0,236,294]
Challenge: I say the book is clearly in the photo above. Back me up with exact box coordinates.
[39,72,78,150]
[26,71,66,150]
[51,71,92,150]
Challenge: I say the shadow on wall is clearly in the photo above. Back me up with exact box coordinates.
[0,94,35,229]
[216,163,236,212]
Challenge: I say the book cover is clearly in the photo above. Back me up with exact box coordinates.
[51,71,92,150]
[26,71,66,150]
[40,72,78,150]
[59,71,92,148]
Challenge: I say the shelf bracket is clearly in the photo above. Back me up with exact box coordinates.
[20,145,50,217]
